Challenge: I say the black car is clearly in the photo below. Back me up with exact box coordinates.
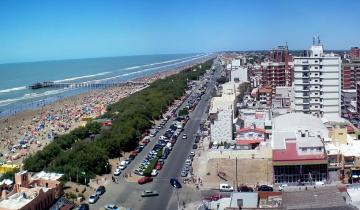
[78,203,89,210]
[258,185,273,192]
[128,155,135,160]
[170,178,182,188]
[95,186,106,195]
[192,144,198,149]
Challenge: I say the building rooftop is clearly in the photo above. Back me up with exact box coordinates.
[282,186,353,210]
[273,141,326,162]
[272,113,328,150]
[0,187,49,210]
[32,171,63,181]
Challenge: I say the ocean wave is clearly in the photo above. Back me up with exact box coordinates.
[0,86,27,94]
[0,89,69,107]
[89,54,208,83]
[122,54,203,71]
[54,71,111,83]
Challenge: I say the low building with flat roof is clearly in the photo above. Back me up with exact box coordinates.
[272,113,328,184]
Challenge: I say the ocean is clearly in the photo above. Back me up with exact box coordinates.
[0,53,209,117]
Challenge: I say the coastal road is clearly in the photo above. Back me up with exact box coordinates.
[89,58,221,210]
[139,61,222,210]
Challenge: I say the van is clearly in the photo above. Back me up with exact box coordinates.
[219,184,234,192]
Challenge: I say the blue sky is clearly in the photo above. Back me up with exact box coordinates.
[0,0,359,63]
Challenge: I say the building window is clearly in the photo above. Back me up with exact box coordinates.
[315,66,319,69]
[315,106,318,108]
[315,93,318,95]
[315,80,318,82]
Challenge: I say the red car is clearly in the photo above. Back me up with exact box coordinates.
[155,162,162,170]
[130,151,138,156]
[138,176,153,185]
[205,193,221,201]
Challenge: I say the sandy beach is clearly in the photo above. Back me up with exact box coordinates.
[0,60,208,164]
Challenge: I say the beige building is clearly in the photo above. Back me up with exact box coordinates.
[0,171,63,210]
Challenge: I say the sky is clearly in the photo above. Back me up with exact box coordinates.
[0,0,360,63]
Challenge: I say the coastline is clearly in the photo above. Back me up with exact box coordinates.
[0,59,210,164]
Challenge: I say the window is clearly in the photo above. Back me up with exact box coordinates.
[315,60,319,63]
[315,80,318,82]
[315,92,319,95]
[315,106,318,108]
[315,66,319,69]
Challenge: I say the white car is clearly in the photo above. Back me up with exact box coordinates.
[113,168,121,176]
[151,169,158,177]
[118,164,126,170]
[88,194,99,204]
[278,184,288,191]
[182,134,187,139]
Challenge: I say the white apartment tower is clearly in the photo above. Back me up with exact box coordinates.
[293,38,341,121]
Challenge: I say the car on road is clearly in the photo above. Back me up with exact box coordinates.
[204,193,221,201]
[185,159,192,166]
[141,190,159,197]
[192,144,198,149]
[138,176,153,185]
[190,151,195,157]
[95,186,106,196]
[88,194,99,204]
[219,183,234,192]
[155,162,162,170]
[104,204,120,210]
[113,168,121,176]
[278,184,288,191]
[76,204,89,210]
[258,185,274,192]
[182,134,187,139]
[180,170,188,177]
[170,178,182,188]
[238,185,254,192]
[151,169,158,176]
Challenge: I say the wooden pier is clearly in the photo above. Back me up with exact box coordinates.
[28,81,147,90]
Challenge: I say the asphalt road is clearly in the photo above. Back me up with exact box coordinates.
[139,62,221,210]
[90,59,222,210]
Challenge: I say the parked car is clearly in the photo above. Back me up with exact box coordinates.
[113,168,121,176]
[170,178,182,188]
[151,169,158,177]
[182,134,187,139]
[239,185,254,192]
[190,151,195,157]
[77,204,89,210]
[204,193,221,201]
[180,170,188,177]
[219,183,234,192]
[138,176,153,185]
[104,204,120,210]
[278,184,288,191]
[155,162,162,170]
[192,144,198,149]
[141,190,159,197]
[258,185,273,192]
[88,194,99,204]
[95,186,106,196]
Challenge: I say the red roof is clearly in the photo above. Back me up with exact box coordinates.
[273,142,326,162]
[258,191,282,199]
[237,127,266,133]
[347,125,355,133]
[236,139,263,145]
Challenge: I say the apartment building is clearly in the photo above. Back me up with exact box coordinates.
[342,59,360,90]
[293,41,341,121]
[357,82,360,116]
[349,47,360,60]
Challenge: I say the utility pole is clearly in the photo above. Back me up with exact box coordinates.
[236,157,238,191]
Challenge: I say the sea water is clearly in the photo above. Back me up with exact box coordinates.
[0,53,209,117]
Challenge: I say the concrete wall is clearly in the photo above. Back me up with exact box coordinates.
[207,144,272,159]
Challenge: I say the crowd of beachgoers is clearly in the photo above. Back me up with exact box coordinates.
[0,62,206,164]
